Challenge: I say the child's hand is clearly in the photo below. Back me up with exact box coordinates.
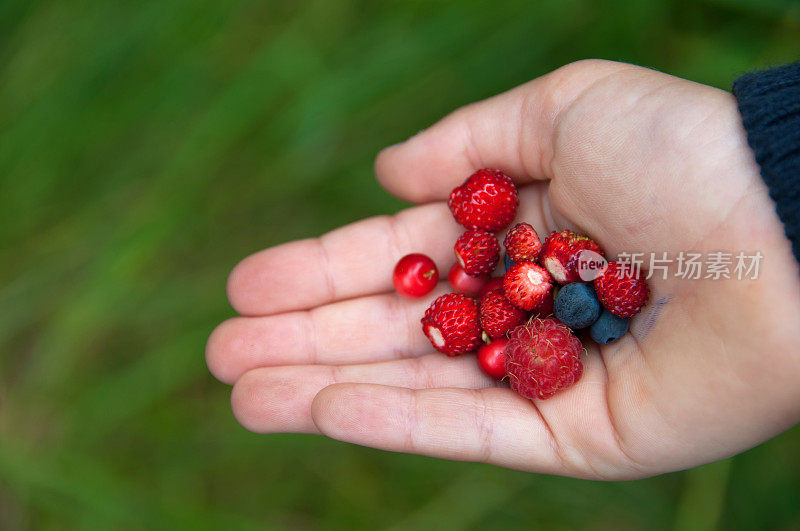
[207,60,800,479]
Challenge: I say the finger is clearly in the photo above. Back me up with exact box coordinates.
[227,184,552,317]
[208,285,450,385]
[230,354,495,434]
[212,186,555,383]
[227,202,460,316]
[375,59,635,203]
[312,384,573,474]
[310,352,641,479]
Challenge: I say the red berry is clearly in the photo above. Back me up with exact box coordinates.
[532,290,555,316]
[479,288,528,339]
[448,264,489,296]
[478,277,504,299]
[477,338,509,379]
[393,254,439,298]
[503,262,553,311]
[503,222,542,262]
[448,169,519,231]
[540,230,605,284]
[505,317,584,400]
[593,261,649,317]
[454,230,500,276]
[421,293,482,356]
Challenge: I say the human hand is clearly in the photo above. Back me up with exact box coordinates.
[206,60,800,479]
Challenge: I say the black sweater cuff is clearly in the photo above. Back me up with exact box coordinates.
[732,63,800,264]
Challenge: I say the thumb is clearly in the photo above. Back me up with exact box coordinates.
[373,59,635,204]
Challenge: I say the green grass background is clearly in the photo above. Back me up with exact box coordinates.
[1,0,799,528]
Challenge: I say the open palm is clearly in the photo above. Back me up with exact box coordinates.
[206,60,800,479]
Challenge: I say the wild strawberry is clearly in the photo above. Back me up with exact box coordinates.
[454,230,500,276]
[593,261,649,317]
[540,230,605,284]
[505,317,584,400]
[421,293,482,356]
[503,262,553,311]
[448,169,518,231]
[479,287,528,339]
[503,223,542,262]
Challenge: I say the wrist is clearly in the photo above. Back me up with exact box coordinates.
[733,63,800,265]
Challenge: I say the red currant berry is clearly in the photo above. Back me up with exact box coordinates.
[393,254,439,298]
[534,291,555,316]
[478,277,504,299]
[477,338,509,379]
[447,263,488,296]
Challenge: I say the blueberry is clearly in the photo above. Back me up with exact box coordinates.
[504,253,515,273]
[590,309,630,345]
[554,282,601,329]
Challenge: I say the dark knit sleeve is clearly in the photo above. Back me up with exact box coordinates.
[732,63,800,263]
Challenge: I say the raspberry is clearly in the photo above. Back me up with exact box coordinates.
[448,169,519,231]
[541,230,605,284]
[503,223,542,263]
[505,317,584,400]
[421,293,482,356]
[479,287,528,339]
[503,262,553,311]
[593,261,649,317]
[454,230,500,276]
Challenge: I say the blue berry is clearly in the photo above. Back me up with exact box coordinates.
[590,309,630,345]
[554,282,601,329]
[504,253,515,273]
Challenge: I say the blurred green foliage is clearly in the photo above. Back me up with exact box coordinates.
[1,0,799,528]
